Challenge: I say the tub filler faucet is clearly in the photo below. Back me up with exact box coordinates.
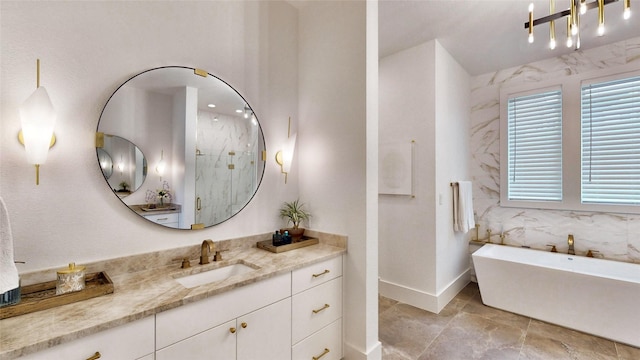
[567,234,575,255]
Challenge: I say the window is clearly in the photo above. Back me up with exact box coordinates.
[581,75,640,205]
[500,68,640,214]
[506,89,563,202]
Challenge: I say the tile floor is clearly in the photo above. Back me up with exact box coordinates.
[379,282,640,360]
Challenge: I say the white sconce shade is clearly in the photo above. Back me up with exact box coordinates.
[155,160,165,175]
[275,117,296,183]
[282,133,297,173]
[19,86,56,166]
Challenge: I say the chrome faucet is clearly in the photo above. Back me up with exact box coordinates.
[567,234,575,255]
[200,239,215,264]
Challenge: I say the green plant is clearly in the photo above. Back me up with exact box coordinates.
[279,199,311,229]
[119,181,129,191]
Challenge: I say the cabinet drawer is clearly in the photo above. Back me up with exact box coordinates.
[292,319,342,360]
[144,212,179,225]
[292,277,342,344]
[292,256,342,294]
[19,316,154,360]
[156,272,290,349]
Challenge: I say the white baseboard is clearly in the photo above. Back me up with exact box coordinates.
[379,269,470,314]
[343,340,382,360]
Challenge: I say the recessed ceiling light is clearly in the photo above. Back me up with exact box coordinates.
[207,104,216,108]
[235,109,243,113]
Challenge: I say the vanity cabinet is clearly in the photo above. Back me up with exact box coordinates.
[291,256,343,360]
[14,254,343,360]
[18,316,154,360]
[155,272,291,360]
[142,212,180,227]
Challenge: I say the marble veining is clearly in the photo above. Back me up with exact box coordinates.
[471,36,640,263]
[0,230,346,360]
[195,110,260,225]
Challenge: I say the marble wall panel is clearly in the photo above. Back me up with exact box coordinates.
[470,36,640,263]
[195,110,259,225]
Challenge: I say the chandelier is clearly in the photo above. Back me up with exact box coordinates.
[526,0,631,50]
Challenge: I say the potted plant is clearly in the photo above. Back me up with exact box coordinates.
[117,181,130,192]
[279,199,311,242]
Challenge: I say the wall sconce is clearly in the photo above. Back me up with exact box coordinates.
[155,150,166,179]
[18,59,56,185]
[275,117,296,184]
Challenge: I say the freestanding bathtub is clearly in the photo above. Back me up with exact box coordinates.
[472,244,640,347]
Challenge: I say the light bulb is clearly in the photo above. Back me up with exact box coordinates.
[598,24,605,36]
[528,3,534,12]
[580,3,587,14]
[624,8,631,20]
[571,24,578,36]
[566,37,573,48]
[528,33,534,43]
[550,39,556,49]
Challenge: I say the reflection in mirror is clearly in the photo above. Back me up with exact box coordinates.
[98,135,146,197]
[97,66,265,229]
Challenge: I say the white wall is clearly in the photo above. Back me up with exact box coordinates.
[0,1,298,272]
[379,41,437,296]
[471,37,640,263]
[297,1,380,359]
[378,40,471,313]
[433,41,471,300]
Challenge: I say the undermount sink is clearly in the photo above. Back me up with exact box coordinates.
[175,262,257,289]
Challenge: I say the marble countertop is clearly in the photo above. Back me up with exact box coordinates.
[0,231,346,360]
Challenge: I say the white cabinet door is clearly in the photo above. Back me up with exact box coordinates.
[237,297,292,360]
[155,319,236,360]
[19,316,154,360]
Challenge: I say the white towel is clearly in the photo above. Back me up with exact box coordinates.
[454,181,475,233]
[0,196,19,294]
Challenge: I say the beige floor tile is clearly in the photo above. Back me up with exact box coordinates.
[461,295,530,332]
[417,312,525,360]
[519,332,618,360]
[526,319,617,357]
[616,342,640,360]
[379,303,453,359]
[382,345,413,360]
[379,282,635,360]
[379,295,398,314]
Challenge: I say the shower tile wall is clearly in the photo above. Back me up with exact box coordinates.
[196,110,259,225]
[470,36,640,263]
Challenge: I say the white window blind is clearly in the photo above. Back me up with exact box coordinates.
[507,90,563,201]
[581,75,640,205]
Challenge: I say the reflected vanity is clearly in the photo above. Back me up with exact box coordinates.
[96,66,266,229]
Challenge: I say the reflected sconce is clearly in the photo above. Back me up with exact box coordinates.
[155,150,166,178]
[18,59,56,185]
[549,0,557,49]
[275,117,296,184]
[117,155,125,174]
[623,0,631,19]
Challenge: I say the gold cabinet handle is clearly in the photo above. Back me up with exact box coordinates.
[312,303,330,314]
[196,197,202,211]
[312,348,330,360]
[241,322,248,328]
[86,352,101,360]
[312,269,330,278]
[230,327,236,333]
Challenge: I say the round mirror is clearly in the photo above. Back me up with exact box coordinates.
[97,66,266,229]
[98,135,147,197]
